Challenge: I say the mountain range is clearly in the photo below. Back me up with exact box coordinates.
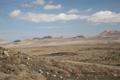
[0,30,120,48]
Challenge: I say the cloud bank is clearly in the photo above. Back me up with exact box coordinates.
[87,11,120,23]
[9,10,120,23]
[9,10,80,23]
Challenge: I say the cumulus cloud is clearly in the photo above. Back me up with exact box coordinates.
[9,10,21,17]
[9,10,120,23]
[67,8,92,13]
[67,9,79,13]
[83,8,92,13]
[87,11,120,23]
[9,10,80,23]
[21,13,79,23]
[43,4,62,10]
[32,0,45,5]
[21,4,32,7]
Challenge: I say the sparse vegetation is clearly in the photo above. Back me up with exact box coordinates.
[0,44,120,80]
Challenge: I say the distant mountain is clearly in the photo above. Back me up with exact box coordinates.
[32,37,41,40]
[14,40,21,43]
[96,30,120,37]
[43,36,54,39]
[73,35,85,38]
[0,39,9,44]
[0,39,4,41]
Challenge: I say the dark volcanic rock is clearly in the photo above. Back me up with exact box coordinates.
[14,40,21,43]
[43,36,54,39]
[73,35,85,38]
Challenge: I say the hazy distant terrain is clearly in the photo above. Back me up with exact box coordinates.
[1,30,120,48]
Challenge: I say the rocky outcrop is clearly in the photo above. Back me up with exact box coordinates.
[0,47,47,80]
[0,47,10,56]
[97,30,120,37]
[14,40,21,43]
[0,39,9,44]
[43,36,54,39]
[73,35,85,38]
[32,37,41,40]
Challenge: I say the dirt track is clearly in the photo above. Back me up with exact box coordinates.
[64,60,120,70]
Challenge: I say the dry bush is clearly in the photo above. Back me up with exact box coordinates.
[20,76,32,80]
[44,65,70,76]
[1,64,28,76]
[103,71,111,76]
[38,56,53,65]
[30,74,46,80]
[4,56,20,64]
[0,72,6,80]
[4,76,33,80]
[55,62,83,75]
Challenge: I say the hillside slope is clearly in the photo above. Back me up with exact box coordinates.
[96,30,120,37]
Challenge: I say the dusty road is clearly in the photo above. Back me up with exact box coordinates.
[64,60,120,70]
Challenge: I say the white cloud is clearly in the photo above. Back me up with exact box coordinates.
[9,10,80,23]
[43,4,62,10]
[9,10,120,23]
[32,0,45,5]
[21,4,32,7]
[9,10,21,17]
[67,9,79,13]
[67,8,92,13]
[83,8,92,13]
[21,13,79,23]
[79,15,89,20]
[87,11,120,23]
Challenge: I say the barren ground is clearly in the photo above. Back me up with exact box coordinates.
[0,38,120,80]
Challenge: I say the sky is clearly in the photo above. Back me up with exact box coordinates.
[0,0,120,41]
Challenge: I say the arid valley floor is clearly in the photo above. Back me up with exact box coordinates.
[0,36,120,80]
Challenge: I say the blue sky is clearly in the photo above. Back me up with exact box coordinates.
[0,0,120,41]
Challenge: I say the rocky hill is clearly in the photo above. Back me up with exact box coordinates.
[43,36,54,39]
[14,40,21,43]
[1,30,120,48]
[96,30,120,37]
[73,35,85,38]
[0,39,9,44]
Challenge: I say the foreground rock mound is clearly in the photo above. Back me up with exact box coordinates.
[0,47,46,80]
